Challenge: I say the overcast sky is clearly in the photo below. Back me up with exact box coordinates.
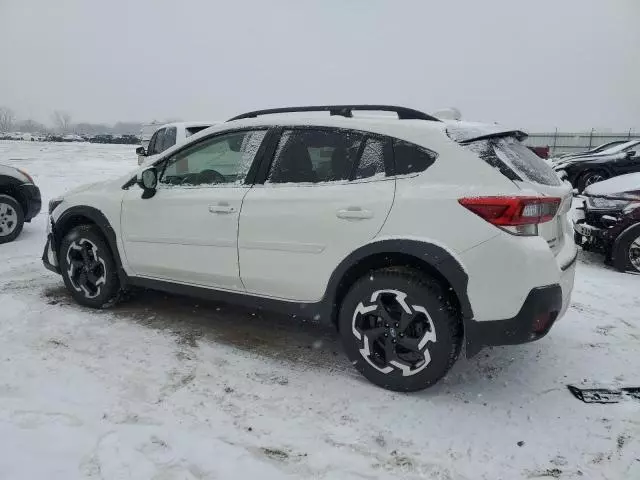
[1,0,638,131]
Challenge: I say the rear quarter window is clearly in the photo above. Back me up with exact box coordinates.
[393,140,437,175]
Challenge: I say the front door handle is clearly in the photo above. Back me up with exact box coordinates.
[209,202,236,214]
[336,207,373,220]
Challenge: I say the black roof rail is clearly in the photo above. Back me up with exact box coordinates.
[227,105,441,122]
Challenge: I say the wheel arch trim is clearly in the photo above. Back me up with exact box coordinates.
[53,206,129,285]
[320,238,473,323]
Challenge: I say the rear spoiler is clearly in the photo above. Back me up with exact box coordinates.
[446,123,528,144]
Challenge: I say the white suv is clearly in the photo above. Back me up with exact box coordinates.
[43,105,577,392]
[136,122,218,165]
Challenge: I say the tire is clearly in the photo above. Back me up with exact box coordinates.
[338,268,463,392]
[612,224,640,274]
[59,225,121,308]
[0,194,25,244]
[577,170,608,193]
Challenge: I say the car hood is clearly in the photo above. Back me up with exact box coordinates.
[583,173,640,199]
[56,171,136,201]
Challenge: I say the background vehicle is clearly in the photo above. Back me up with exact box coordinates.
[528,145,550,159]
[551,140,629,163]
[0,164,41,243]
[43,105,576,392]
[553,140,640,192]
[574,173,640,273]
[136,121,218,165]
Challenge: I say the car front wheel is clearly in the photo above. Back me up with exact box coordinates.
[338,269,462,392]
[59,225,120,308]
[0,194,25,244]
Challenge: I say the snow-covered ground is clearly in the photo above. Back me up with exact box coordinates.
[1,141,639,480]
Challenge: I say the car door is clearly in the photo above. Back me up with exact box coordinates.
[121,129,268,289]
[238,127,395,302]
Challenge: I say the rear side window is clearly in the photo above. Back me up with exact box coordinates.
[267,129,364,183]
[393,140,437,175]
[463,137,561,186]
[355,137,389,179]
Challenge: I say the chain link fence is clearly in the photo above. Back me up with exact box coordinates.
[525,130,638,155]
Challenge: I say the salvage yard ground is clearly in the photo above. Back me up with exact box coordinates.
[0,141,639,479]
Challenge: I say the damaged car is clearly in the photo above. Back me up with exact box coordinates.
[574,172,640,273]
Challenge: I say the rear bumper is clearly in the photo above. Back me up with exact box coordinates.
[19,184,41,222]
[466,284,563,357]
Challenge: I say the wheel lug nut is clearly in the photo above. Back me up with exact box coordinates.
[384,333,388,337]
[395,323,399,328]
[392,339,397,344]
[399,333,404,337]
[385,323,389,328]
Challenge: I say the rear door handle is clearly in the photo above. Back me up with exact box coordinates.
[209,202,236,214]
[336,207,373,220]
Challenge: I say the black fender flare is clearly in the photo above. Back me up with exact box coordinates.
[53,206,128,285]
[320,239,473,322]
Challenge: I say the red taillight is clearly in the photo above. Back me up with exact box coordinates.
[459,196,561,228]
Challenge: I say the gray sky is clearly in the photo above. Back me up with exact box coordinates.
[1,0,638,131]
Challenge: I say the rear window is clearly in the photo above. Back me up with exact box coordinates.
[186,126,210,137]
[463,137,561,186]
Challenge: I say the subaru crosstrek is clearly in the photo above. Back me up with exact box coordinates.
[43,105,577,391]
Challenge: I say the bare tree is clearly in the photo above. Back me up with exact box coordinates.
[51,110,72,133]
[0,107,15,132]
[16,119,47,134]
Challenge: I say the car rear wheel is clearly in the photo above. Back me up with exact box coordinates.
[613,224,640,274]
[338,268,462,392]
[59,225,121,308]
[0,194,25,244]
[578,170,608,192]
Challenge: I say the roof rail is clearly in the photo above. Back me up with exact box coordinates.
[227,105,441,122]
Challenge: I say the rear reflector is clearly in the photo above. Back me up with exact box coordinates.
[459,196,561,227]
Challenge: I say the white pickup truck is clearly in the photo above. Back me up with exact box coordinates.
[136,121,218,165]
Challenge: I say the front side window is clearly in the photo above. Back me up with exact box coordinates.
[160,130,266,186]
[267,129,392,184]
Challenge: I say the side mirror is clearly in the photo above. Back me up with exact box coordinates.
[136,146,146,156]
[626,150,636,159]
[137,167,158,198]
